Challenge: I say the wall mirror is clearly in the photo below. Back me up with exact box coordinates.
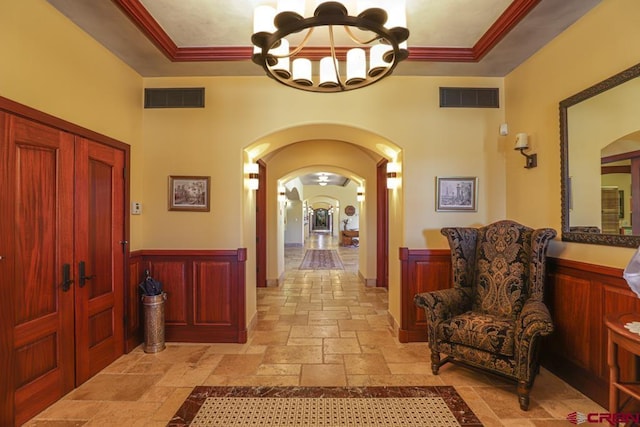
[561,62,640,247]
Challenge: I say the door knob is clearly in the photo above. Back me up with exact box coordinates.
[79,261,95,288]
[61,263,73,292]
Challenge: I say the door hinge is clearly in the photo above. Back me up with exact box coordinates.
[120,240,128,253]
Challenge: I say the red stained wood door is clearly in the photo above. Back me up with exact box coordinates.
[0,115,76,426]
[0,115,125,426]
[74,138,125,384]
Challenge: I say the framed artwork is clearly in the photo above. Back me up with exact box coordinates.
[168,175,210,212]
[436,176,478,212]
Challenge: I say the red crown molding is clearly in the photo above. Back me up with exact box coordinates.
[173,47,253,62]
[112,0,178,59]
[112,0,540,63]
[473,0,542,61]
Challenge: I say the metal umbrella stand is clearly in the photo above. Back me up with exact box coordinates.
[139,270,166,353]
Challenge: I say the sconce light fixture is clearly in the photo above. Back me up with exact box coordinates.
[357,186,365,202]
[514,133,537,169]
[387,162,401,189]
[246,162,260,190]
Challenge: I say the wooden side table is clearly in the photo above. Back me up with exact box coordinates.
[605,312,640,413]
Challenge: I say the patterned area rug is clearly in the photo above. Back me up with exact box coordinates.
[299,249,344,270]
[168,386,483,426]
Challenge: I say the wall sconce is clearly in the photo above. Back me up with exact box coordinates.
[357,186,365,202]
[514,133,537,169]
[245,162,260,190]
[387,162,401,189]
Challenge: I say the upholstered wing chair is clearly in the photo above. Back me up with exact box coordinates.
[414,220,556,410]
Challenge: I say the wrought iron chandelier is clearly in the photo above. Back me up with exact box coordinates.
[251,1,410,93]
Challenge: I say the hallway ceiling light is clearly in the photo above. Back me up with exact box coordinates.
[251,1,409,93]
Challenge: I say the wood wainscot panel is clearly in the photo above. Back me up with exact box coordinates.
[129,249,247,344]
[398,248,452,343]
[544,258,640,409]
[126,251,143,352]
[148,261,188,325]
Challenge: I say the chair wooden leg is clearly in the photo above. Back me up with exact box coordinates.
[430,351,441,375]
[517,380,531,411]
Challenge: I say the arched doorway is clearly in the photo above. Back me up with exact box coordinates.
[245,126,401,292]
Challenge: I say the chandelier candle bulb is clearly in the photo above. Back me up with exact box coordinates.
[320,57,339,88]
[292,58,313,86]
[369,44,392,76]
[271,38,291,78]
[386,0,407,28]
[253,6,276,33]
[346,48,366,85]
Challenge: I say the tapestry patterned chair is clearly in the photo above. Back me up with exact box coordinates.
[414,220,556,410]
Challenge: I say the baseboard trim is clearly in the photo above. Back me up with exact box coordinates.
[388,311,399,337]
[246,311,258,336]
[266,271,286,287]
[358,271,377,287]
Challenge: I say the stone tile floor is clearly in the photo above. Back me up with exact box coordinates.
[25,232,607,426]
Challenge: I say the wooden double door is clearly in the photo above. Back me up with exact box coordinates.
[0,113,126,426]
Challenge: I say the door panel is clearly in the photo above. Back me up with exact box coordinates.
[74,137,125,385]
[1,115,75,426]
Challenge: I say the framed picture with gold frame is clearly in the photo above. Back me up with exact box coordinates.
[436,176,478,212]
[168,175,210,212]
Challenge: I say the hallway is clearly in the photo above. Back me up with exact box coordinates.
[25,233,606,426]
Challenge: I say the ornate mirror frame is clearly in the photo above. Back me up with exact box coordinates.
[560,62,640,248]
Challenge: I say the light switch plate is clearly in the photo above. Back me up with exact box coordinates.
[132,202,142,215]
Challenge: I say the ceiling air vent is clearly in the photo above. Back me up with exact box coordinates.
[439,87,499,108]
[144,88,205,109]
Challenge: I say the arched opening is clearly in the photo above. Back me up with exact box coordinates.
[242,123,403,327]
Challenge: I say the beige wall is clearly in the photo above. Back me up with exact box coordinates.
[505,0,640,267]
[0,0,144,249]
[143,76,506,323]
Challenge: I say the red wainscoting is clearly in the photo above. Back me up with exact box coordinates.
[398,248,452,343]
[127,249,247,351]
[398,247,639,409]
[544,258,640,409]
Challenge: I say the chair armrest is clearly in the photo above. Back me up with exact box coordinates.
[514,300,554,382]
[414,288,471,322]
[515,300,554,343]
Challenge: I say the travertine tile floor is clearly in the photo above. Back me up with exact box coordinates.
[26,233,607,426]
